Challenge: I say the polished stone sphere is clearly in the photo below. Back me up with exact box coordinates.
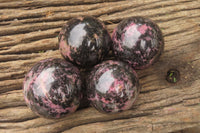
[112,16,164,69]
[87,60,140,113]
[23,58,82,119]
[58,16,111,68]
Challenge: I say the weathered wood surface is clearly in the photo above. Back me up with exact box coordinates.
[0,0,200,133]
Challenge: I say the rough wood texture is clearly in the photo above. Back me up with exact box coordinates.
[0,0,200,133]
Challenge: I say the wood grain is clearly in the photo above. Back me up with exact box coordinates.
[0,0,200,132]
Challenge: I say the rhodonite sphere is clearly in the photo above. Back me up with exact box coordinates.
[112,16,164,69]
[58,16,111,68]
[23,58,82,119]
[87,60,140,113]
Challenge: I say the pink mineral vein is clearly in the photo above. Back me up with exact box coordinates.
[137,24,152,34]
[59,36,73,61]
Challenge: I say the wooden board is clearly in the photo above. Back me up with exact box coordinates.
[0,0,200,132]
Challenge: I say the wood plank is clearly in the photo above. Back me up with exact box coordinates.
[0,0,200,132]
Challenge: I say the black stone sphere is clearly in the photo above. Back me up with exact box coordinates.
[112,16,164,69]
[23,58,82,119]
[58,16,111,68]
[87,60,140,113]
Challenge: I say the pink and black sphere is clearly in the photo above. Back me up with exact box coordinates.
[112,17,164,69]
[87,60,140,113]
[23,58,82,118]
[58,16,111,68]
